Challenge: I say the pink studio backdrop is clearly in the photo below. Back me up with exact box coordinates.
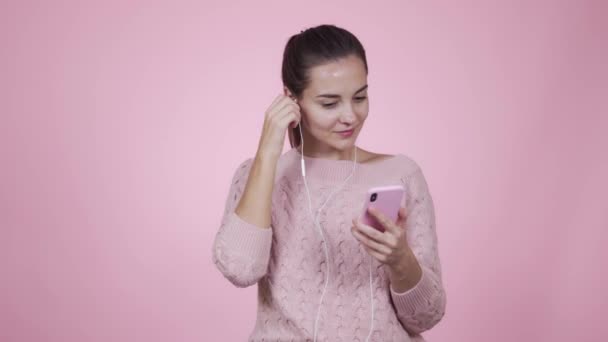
[1,1,606,341]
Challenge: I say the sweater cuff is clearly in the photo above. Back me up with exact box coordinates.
[221,211,273,261]
[390,266,436,314]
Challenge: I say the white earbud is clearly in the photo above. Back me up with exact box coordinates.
[297,122,374,342]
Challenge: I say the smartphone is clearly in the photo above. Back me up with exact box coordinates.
[359,185,405,232]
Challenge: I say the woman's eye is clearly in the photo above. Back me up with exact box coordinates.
[322,97,366,108]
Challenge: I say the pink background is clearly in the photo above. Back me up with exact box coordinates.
[1,1,607,341]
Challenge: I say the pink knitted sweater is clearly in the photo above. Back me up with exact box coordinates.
[212,147,446,341]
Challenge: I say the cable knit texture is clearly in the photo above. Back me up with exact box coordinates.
[212,147,446,341]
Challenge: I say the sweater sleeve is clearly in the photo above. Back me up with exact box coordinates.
[211,157,273,288]
[389,164,447,335]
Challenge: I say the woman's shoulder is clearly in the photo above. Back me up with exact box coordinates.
[230,153,293,186]
[358,149,394,164]
[358,148,421,173]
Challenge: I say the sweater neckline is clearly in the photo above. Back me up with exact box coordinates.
[284,146,402,185]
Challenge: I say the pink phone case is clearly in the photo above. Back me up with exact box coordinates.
[359,185,405,232]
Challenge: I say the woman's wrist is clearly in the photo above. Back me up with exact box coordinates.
[388,251,423,293]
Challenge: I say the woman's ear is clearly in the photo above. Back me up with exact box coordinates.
[283,86,297,101]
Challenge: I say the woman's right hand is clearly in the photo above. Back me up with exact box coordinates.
[256,94,301,161]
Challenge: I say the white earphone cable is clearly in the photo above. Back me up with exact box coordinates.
[297,122,374,342]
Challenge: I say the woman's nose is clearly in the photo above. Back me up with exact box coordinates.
[340,108,356,124]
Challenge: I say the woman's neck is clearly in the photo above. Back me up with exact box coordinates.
[297,144,358,161]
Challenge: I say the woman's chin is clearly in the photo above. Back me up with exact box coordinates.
[334,137,358,149]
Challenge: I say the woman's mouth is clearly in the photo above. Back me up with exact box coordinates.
[336,128,354,137]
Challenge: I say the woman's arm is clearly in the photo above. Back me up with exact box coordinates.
[389,165,447,335]
[234,154,277,229]
[211,154,278,287]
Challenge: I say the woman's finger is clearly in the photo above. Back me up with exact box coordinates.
[351,226,392,255]
[395,205,408,226]
[352,218,388,245]
[367,207,400,235]
[362,244,387,263]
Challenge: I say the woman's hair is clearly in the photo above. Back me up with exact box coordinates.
[281,24,368,148]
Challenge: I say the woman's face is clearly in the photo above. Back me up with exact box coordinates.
[290,54,369,153]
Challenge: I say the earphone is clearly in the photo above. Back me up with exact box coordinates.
[294,102,375,342]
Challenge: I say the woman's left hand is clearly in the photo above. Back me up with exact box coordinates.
[351,205,413,269]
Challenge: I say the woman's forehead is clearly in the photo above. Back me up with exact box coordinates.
[305,61,367,97]
[305,81,368,99]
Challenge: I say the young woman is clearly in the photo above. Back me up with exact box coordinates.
[212,24,446,342]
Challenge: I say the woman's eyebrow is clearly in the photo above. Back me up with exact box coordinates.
[316,84,368,99]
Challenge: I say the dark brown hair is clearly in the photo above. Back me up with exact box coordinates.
[281,24,368,148]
